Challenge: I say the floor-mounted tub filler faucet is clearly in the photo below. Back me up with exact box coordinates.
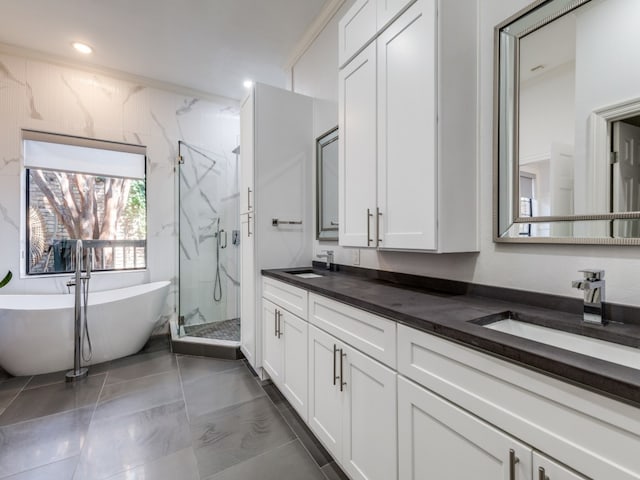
[316,250,334,270]
[571,269,606,325]
[65,240,92,382]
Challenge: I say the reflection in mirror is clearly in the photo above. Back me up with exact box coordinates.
[495,0,640,243]
[316,126,339,241]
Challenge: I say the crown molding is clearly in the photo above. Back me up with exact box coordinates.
[284,0,346,71]
[0,42,239,106]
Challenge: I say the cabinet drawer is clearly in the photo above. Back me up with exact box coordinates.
[262,277,308,319]
[308,293,396,368]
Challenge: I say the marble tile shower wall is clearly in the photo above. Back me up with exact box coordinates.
[0,52,240,333]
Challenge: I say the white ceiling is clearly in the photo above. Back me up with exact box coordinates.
[0,0,329,100]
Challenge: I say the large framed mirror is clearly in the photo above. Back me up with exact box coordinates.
[495,0,640,244]
[316,126,339,241]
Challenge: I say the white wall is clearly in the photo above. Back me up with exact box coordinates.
[291,0,640,307]
[0,52,239,331]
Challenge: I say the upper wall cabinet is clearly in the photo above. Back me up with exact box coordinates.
[338,0,415,68]
[338,0,478,252]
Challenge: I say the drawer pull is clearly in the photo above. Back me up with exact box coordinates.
[376,207,382,244]
[367,209,373,246]
[509,449,519,480]
[274,309,278,337]
[538,467,548,480]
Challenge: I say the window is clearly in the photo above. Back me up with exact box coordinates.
[24,131,147,275]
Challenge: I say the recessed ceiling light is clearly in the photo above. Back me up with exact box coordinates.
[72,42,93,54]
[243,80,254,89]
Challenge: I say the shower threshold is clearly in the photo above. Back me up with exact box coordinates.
[184,317,240,341]
[170,317,242,360]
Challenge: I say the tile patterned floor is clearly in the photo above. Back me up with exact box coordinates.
[0,337,349,480]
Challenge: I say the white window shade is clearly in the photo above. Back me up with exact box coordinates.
[24,138,145,180]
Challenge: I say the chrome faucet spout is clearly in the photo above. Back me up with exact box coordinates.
[316,250,334,270]
[571,269,606,325]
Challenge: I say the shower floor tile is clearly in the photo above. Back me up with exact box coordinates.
[184,317,240,341]
[0,336,345,480]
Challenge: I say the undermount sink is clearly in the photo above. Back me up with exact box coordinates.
[480,313,640,371]
[285,269,324,279]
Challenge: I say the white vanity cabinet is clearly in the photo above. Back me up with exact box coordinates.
[338,0,478,252]
[261,278,309,421]
[308,324,397,480]
[397,324,639,480]
[239,83,313,371]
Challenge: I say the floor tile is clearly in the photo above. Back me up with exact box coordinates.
[138,335,171,354]
[93,370,183,422]
[105,350,177,385]
[2,456,79,480]
[177,354,243,383]
[0,376,30,410]
[321,461,350,480]
[103,448,199,480]
[74,401,192,480]
[25,361,111,390]
[191,396,296,478]
[206,440,326,480]
[278,405,333,468]
[0,374,105,426]
[182,367,265,419]
[0,407,92,478]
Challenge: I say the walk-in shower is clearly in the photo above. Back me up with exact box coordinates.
[177,140,241,346]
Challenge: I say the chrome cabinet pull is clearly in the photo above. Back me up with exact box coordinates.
[274,309,278,337]
[538,467,548,480]
[509,449,520,480]
[277,310,282,338]
[376,207,382,245]
[247,187,252,211]
[340,349,347,391]
[247,213,252,237]
[333,344,339,386]
[367,209,373,246]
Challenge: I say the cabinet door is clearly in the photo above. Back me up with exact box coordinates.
[377,0,437,250]
[262,299,282,385]
[281,310,309,422]
[240,214,256,367]
[338,0,377,67]
[308,325,343,460]
[533,452,589,480]
[240,91,254,214]
[377,0,416,30]
[339,43,378,248]
[398,376,532,480]
[342,345,397,480]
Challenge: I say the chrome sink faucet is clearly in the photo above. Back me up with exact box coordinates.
[316,250,334,270]
[571,269,606,325]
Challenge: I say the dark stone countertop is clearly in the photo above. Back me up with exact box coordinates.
[262,265,640,408]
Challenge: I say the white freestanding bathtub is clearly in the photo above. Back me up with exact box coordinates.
[0,281,170,376]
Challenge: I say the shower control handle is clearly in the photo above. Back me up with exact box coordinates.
[220,230,227,249]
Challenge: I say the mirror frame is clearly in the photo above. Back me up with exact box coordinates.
[316,126,339,241]
[493,0,640,245]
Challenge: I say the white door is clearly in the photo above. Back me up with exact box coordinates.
[308,325,343,460]
[240,213,255,367]
[281,310,309,422]
[342,345,397,480]
[533,452,589,480]
[549,143,574,237]
[338,0,377,67]
[613,121,640,237]
[377,0,415,30]
[339,43,378,248]
[398,376,532,480]
[261,299,282,385]
[240,91,254,215]
[377,0,437,250]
